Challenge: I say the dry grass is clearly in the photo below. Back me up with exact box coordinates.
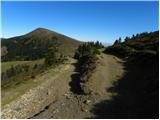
[1,59,44,72]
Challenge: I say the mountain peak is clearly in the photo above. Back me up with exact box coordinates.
[26,27,56,37]
[32,27,53,33]
[2,27,81,60]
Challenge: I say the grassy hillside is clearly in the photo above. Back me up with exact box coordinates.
[1,28,81,61]
[1,65,60,106]
[1,59,47,106]
[105,31,159,58]
[1,59,44,73]
[1,59,45,83]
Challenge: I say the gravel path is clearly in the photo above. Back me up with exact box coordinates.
[1,63,75,119]
[32,53,125,119]
[1,54,125,119]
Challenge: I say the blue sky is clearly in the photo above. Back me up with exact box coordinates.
[1,1,159,44]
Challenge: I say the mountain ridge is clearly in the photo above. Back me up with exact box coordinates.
[1,27,82,61]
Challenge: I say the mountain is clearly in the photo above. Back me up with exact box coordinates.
[105,31,159,58]
[1,28,81,61]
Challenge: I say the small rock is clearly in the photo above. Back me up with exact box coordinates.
[64,93,72,99]
[63,93,68,96]
[66,96,72,99]
[61,103,65,106]
[83,100,91,105]
[52,109,59,114]
[81,108,88,112]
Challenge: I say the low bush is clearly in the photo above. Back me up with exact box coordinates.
[75,41,102,94]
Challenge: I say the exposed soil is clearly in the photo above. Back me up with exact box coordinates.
[31,53,125,119]
[1,54,125,119]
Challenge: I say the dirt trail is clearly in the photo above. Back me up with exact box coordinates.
[1,59,76,119]
[1,54,125,119]
[31,53,125,119]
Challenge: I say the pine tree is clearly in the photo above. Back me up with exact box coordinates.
[45,47,58,66]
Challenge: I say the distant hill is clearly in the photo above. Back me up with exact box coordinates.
[105,31,159,58]
[1,28,81,61]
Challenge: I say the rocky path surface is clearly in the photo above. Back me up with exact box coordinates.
[1,60,76,119]
[1,54,125,119]
[32,53,125,119]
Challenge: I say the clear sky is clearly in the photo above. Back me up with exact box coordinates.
[1,1,159,44]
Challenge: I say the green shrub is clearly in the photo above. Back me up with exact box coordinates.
[75,41,101,94]
[44,47,58,66]
[75,41,101,59]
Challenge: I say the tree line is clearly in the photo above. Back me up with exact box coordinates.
[105,31,159,58]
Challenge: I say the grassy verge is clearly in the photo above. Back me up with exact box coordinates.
[1,59,44,105]
[1,57,70,106]
[1,65,59,106]
[1,59,44,72]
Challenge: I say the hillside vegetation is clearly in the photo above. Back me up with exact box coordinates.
[105,31,158,58]
[74,41,104,94]
[1,28,81,61]
[2,43,68,84]
[1,48,69,106]
[1,59,44,85]
[1,59,44,73]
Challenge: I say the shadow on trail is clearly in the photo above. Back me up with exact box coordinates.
[90,54,159,119]
[69,61,83,95]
